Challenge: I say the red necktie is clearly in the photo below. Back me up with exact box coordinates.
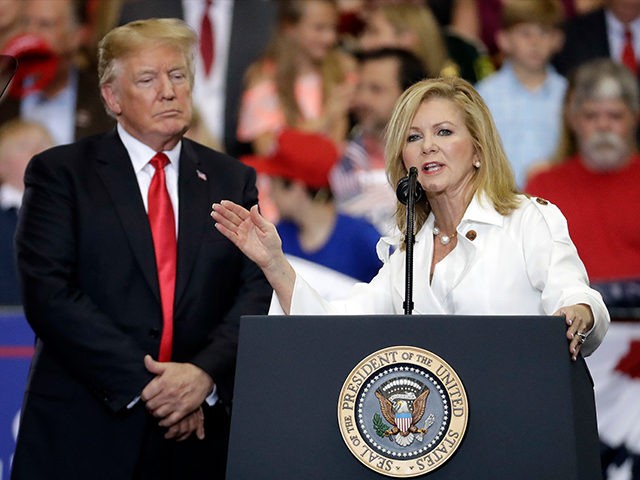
[622,26,637,74]
[200,0,215,76]
[148,152,177,362]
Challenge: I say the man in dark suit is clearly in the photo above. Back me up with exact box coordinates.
[553,0,640,77]
[11,18,271,479]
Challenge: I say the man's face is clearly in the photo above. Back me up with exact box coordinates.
[570,97,638,171]
[23,0,82,59]
[101,44,193,151]
[353,57,403,134]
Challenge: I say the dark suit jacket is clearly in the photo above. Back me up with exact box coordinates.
[0,66,114,141]
[11,130,272,479]
[553,7,611,77]
[0,206,19,305]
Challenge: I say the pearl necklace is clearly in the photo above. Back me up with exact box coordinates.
[433,225,457,246]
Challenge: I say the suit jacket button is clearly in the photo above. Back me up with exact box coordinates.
[148,328,161,338]
[465,230,477,241]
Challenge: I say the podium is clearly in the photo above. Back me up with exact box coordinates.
[227,315,602,480]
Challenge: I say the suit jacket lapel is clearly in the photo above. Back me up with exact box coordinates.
[175,140,208,307]
[94,130,160,301]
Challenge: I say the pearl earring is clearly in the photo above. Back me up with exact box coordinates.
[474,161,481,168]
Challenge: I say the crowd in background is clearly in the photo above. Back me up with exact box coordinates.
[1,0,639,478]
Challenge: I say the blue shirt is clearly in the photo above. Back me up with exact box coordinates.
[475,62,567,188]
[278,213,382,282]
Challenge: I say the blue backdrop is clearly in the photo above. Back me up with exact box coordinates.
[0,309,33,480]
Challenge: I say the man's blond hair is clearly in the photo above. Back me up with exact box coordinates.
[98,18,196,88]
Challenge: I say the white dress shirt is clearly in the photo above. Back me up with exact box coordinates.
[0,184,23,210]
[117,124,180,235]
[118,124,218,406]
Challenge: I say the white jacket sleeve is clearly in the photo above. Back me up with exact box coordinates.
[522,197,609,355]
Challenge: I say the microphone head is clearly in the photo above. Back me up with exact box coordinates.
[396,167,423,205]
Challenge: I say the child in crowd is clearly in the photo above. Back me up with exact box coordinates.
[236,0,355,156]
[475,0,567,188]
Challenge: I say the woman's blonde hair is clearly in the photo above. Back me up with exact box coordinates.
[385,77,519,237]
[98,17,197,88]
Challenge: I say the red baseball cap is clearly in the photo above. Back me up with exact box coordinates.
[242,129,340,189]
[1,33,59,99]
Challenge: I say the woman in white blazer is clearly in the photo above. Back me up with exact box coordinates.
[212,77,609,359]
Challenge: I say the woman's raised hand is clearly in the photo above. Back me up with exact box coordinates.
[211,201,296,313]
[211,201,282,270]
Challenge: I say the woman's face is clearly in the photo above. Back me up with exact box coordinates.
[286,0,338,62]
[402,98,478,200]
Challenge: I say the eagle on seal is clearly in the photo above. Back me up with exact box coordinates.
[375,389,430,447]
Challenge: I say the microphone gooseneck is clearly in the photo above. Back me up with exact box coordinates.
[396,167,422,315]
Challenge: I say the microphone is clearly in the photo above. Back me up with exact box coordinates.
[396,166,423,205]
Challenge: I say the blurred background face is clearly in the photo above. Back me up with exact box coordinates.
[359,9,411,51]
[607,0,640,22]
[23,0,82,59]
[286,0,338,62]
[270,177,301,219]
[0,0,22,37]
[570,98,638,171]
[497,23,562,72]
[0,124,53,188]
[352,57,403,134]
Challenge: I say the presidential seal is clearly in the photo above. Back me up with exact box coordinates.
[338,346,469,477]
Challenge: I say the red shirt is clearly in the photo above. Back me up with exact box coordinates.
[524,155,640,282]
